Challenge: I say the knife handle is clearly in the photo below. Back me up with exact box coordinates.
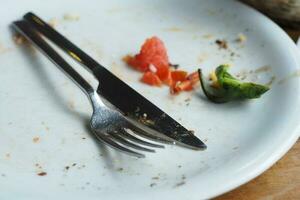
[23,12,104,76]
[13,20,96,98]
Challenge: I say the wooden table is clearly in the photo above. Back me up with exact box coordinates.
[216,30,300,200]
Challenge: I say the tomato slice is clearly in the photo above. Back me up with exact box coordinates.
[141,72,162,86]
[124,36,170,80]
[187,71,200,85]
[170,80,193,94]
[171,70,188,82]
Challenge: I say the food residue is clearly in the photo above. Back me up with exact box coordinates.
[278,70,300,84]
[215,39,228,49]
[48,18,58,28]
[254,65,271,73]
[13,34,27,45]
[123,36,199,94]
[117,167,123,172]
[32,137,40,143]
[150,183,157,187]
[63,13,80,21]
[199,65,269,103]
[164,27,182,32]
[236,33,247,43]
[174,181,186,187]
[37,172,47,176]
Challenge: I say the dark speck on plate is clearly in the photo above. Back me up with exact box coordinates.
[150,183,157,187]
[174,181,186,187]
[37,172,47,176]
[117,167,123,172]
[215,39,228,49]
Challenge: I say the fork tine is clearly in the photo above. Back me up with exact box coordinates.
[120,128,164,148]
[109,132,156,153]
[128,124,176,145]
[94,132,145,158]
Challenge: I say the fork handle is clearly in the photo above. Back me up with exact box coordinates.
[13,20,95,97]
[23,12,103,75]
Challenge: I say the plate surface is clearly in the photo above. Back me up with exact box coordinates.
[1,0,300,199]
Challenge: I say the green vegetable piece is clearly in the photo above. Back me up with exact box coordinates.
[199,65,269,103]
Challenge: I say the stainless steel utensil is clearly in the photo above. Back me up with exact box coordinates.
[12,13,206,157]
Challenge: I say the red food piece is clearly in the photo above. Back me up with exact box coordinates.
[171,70,188,82]
[161,70,172,86]
[125,36,170,81]
[170,80,194,94]
[141,72,162,86]
[187,71,200,85]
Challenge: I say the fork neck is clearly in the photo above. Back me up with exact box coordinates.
[88,90,106,111]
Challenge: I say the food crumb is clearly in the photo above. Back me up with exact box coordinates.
[215,39,228,49]
[152,176,159,180]
[63,13,80,21]
[82,137,86,140]
[37,172,47,176]
[236,33,247,43]
[72,163,77,167]
[33,137,40,143]
[150,183,157,187]
[13,34,27,45]
[48,18,58,27]
[65,166,70,170]
[174,181,186,187]
[178,165,182,168]
[117,167,123,172]
[184,98,191,102]
[5,153,10,158]
[169,63,180,69]
[202,34,214,39]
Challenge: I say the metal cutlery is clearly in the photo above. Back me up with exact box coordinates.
[12,13,206,157]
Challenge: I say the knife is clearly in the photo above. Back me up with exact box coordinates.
[22,12,206,150]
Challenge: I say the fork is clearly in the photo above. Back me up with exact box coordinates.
[13,20,177,158]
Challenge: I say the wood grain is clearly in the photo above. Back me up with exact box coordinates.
[215,140,300,200]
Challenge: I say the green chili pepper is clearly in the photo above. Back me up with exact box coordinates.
[198,65,269,103]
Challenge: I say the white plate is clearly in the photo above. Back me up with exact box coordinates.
[1,0,300,199]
